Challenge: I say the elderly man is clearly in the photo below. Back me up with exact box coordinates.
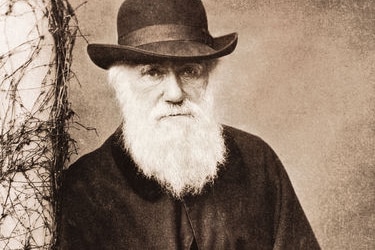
[58,0,320,249]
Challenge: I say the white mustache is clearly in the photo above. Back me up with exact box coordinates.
[150,101,201,121]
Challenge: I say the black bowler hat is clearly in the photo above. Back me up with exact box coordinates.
[87,0,238,69]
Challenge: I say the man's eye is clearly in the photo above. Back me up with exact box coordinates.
[140,65,165,78]
[146,69,162,77]
[179,64,204,79]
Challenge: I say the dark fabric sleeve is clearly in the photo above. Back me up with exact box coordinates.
[265,148,321,250]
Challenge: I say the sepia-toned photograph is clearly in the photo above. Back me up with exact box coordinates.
[0,0,374,249]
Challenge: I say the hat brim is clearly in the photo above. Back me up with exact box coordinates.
[87,33,238,69]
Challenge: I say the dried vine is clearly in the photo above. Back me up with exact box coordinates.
[48,0,77,248]
[0,0,78,249]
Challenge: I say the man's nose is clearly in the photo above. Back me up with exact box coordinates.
[162,73,185,104]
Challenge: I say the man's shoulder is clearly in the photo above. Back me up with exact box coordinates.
[223,125,272,151]
[63,133,118,184]
[222,124,281,170]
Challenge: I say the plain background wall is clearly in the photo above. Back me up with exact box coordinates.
[68,0,374,249]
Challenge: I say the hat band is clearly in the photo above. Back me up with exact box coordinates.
[118,24,214,47]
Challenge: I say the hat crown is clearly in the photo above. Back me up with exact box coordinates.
[87,0,238,69]
[117,0,209,42]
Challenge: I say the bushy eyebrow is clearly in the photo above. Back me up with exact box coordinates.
[137,63,165,70]
[132,60,217,76]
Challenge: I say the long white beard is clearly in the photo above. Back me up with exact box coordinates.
[109,65,227,199]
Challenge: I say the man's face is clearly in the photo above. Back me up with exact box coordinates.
[108,60,226,199]
[121,61,210,121]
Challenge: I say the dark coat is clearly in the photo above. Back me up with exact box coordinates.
[58,125,320,249]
